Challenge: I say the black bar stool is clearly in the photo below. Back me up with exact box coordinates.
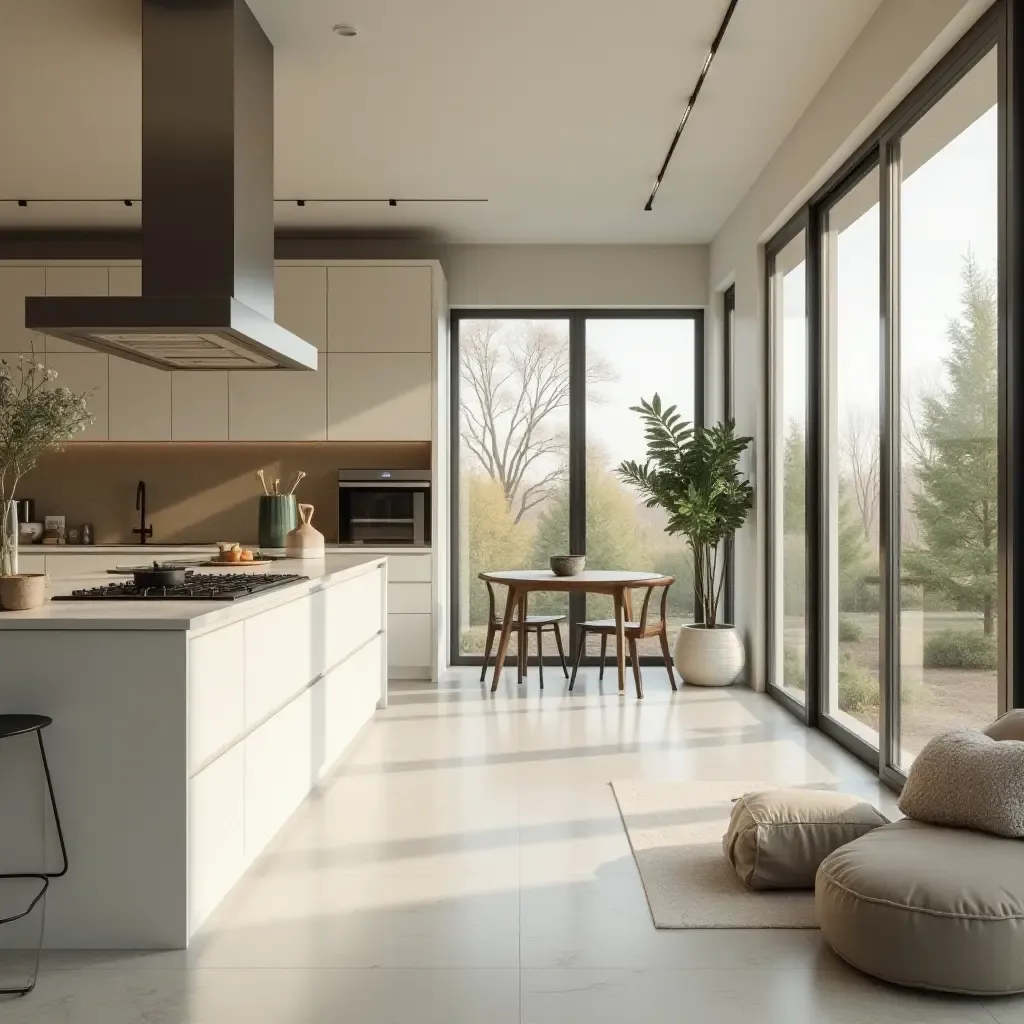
[0,715,68,997]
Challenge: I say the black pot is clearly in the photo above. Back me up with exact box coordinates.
[133,563,187,589]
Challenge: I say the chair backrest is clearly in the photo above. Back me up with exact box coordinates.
[634,576,676,633]
[483,578,501,625]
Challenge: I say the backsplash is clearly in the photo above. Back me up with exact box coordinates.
[18,442,431,545]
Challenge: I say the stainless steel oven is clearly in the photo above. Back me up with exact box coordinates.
[338,469,431,546]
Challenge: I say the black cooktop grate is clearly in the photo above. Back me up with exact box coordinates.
[53,573,308,602]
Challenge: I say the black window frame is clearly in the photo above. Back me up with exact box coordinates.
[449,307,705,667]
[763,1,1018,789]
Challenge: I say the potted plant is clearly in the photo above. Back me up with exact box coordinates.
[618,394,753,686]
[0,353,92,610]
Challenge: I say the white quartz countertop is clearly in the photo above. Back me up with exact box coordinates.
[0,554,388,632]
[18,544,431,556]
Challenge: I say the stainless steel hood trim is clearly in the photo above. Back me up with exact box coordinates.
[25,295,318,371]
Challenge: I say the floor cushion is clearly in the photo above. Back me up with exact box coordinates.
[986,709,1024,741]
[816,818,1024,995]
[722,788,887,890]
[898,729,1024,838]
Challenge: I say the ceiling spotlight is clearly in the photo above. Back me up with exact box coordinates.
[17,200,27,207]
[124,199,133,207]
[296,199,306,207]
[332,24,357,37]
[388,199,397,207]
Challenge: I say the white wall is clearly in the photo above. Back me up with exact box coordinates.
[439,244,708,308]
[706,0,992,690]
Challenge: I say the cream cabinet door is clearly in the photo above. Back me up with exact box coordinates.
[44,266,108,352]
[228,266,327,440]
[46,353,109,440]
[0,266,45,353]
[327,353,431,441]
[109,357,172,440]
[327,265,432,352]
[108,265,142,296]
[275,266,327,350]
[228,364,326,440]
[172,373,229,441]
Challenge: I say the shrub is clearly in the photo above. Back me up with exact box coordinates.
[837,654,878,714]
[838,617,863,644]
[923,630,997,671]
[783,644,805,692]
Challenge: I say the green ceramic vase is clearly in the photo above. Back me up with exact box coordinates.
[258,495,298,549]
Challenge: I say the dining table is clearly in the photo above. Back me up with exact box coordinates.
[478,569,665,697]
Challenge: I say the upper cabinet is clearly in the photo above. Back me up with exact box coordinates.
[0,266,45,353]
[227,265,329,441]
[328,265,432,352]
[44,266,109,353]
[275,266,327,351]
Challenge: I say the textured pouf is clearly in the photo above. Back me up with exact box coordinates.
[816,819,1024,995]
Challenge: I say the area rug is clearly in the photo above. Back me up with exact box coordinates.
[610,779,820,929]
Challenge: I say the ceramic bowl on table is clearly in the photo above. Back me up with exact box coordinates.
[550,554,586,577]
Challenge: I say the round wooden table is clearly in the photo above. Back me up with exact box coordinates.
[478,569,664,697]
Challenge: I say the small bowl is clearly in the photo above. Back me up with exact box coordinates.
[550,554,586,577]
[19,522,44,544]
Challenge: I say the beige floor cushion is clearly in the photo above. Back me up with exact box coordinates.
[722,788,887,890]
[986,709,1024,741]
[898,729,1024,838]
[816,819,1024,995]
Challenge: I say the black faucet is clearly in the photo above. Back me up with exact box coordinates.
[133,480,153,544]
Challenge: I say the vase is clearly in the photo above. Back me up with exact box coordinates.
[673,623,745,687]
[0,499,17,577]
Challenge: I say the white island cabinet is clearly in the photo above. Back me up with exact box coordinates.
[0,555,387,949]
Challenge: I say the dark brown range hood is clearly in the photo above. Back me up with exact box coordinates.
[25,0,317,372]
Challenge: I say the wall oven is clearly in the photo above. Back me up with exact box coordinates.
[338,470,431,546]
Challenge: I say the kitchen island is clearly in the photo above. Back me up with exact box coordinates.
[0,555,388,948]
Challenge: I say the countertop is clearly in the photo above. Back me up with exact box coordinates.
[0,553,388,632]
[18,544,431,556]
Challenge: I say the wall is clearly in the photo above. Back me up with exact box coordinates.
[273,239,709,309]
[706,0,992,690]
[20,441,430,545]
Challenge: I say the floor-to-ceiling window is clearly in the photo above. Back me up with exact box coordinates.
[764,9,1006,782]
[822,165,882,750]
[894,48,999,768]
[450,311,702,664]
[767,225,810,712]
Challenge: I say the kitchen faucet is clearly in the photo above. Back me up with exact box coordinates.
[133,480,153,544]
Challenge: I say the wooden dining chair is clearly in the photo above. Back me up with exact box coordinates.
[479,579,569,688]
[568,576,677,698]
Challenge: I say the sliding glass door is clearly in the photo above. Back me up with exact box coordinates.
[767,226,810,714]
[764,11,1006,781]
[451,310,703,665]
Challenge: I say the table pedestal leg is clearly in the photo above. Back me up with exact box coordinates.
[614,589,626,694]
[490,585,520,693]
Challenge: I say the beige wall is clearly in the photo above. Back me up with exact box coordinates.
[706,0,992,691]
[439,244,708,308]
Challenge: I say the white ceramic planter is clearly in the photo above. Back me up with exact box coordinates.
[673,623,744,687]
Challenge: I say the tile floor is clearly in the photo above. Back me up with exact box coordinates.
[3,667,1020,1022]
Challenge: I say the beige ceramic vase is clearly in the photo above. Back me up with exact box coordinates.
[285,504,325,559]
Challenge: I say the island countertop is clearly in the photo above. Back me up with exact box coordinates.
[0,553,387,632]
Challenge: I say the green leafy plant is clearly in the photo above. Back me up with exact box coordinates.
[838,617,864,644]
[617,394,753,628]
[0,353,93,575]
[923,629,997,670]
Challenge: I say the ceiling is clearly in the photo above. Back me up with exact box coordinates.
[0,0,882,242]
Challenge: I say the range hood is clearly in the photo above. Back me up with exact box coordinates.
[25,0,317,372]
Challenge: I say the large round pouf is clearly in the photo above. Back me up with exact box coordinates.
[673,623,744,686]
[816,819,1024,995]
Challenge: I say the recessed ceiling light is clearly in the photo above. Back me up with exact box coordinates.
[332,24,357,38]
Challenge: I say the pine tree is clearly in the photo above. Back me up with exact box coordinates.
[905,252,998,634]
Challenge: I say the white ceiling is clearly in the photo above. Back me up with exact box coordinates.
[0,0,882,242]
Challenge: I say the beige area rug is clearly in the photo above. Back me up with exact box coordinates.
[611,779,819,929]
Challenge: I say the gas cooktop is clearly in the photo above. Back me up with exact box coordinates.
[52,573,307,602]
